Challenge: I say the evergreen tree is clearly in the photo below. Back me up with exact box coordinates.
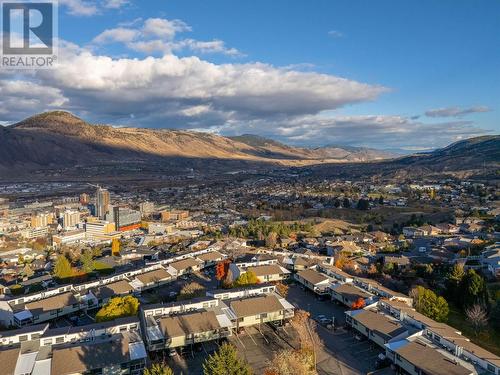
[144,363,174,375]
[203,343,252,375]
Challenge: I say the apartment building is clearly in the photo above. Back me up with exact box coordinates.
[294,268,332,295]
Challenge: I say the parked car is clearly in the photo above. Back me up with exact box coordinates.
[168,348,177,357]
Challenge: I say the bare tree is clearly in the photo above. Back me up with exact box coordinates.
[465,304,488,336]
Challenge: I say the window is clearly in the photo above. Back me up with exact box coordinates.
[55,337,64,343]
[260,313,268,319]
[19,335,28,342]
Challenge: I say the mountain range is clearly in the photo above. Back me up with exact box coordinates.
[0,111,498,180]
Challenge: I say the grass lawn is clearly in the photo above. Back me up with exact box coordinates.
[447,304,500,356]
[94,261,114,275]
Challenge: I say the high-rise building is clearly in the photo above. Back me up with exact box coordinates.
[113,206,141,231]
[30,212,54,228]
[62,210,81,229]
[139,201,155,215]
[96,187,110,219]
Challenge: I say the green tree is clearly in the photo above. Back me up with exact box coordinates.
[144,363,174,375]
[53,255,73,279]
[95,295,139,322]
[233,270,259,287]
[203,343,252,375]
[446,263,465,303]
[80,250,95,273]
[461,269,489,308]
[356,199,369,211]
[411,286,449,322]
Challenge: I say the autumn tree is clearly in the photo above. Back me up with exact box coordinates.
[80,249,95,273]
[233,270,259,287]
[53,255,73,280]
[203,343,252,375]
[178,282,206,300]
[265,231,278,248]
[275,281,289,298]
[215,260,231,281]
[265,349,316,375]
[96,295,139,322]
[465,304,488,336]
[144,363,174,375]
[351,297,365,310]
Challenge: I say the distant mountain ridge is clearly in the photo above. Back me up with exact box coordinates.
[0,111,497,180]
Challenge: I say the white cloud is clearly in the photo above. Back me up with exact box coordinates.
[102,0,129,9]
[425,106,490,118]
[142,18,191,40]
[93,28,139,44]
[328,30,344,38]
[59,0,99,16]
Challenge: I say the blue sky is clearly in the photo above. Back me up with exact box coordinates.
[2,0,498,151]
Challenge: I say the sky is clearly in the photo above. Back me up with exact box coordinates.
[1,0,499,151]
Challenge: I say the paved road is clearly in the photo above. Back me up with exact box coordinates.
[287,284,381,375]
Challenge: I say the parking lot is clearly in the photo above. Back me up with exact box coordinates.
[230,324,300,374]
[287,283,382,375]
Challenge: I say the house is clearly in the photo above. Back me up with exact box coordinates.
[91,279,134,306]
[0,317,146,375]
[383,255,410,269]
[196,250,225,267]
[11,291,82,327]
[229,294,294,330]
[166,258,203,276]
[130,268,172,292]
[345,309,408,348]
[233,253,278,268]
[317,264,354,284]
[294,269,332,295]
[291,256,319,271]
[330,283,374,307]
[386,339,473,375]
[153,310,232,350]
[242,264,290,283]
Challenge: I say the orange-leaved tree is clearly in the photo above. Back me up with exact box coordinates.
[351,297,365,310]
[215,259,231,281]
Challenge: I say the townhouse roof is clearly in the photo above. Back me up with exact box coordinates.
[93,280,134,299]
[230,295,285,318]
[159,311,221,338]
[135,268,172,284]
[395,340,472,375]
[246,264,287,277]
[351,310,407,340]
[0,346,21,375]
[196,251,224,262]
[235,253,276,263]
[331,283,371,303]
[296,269,329,285]
[51,335,131,375]
[25,292,78,315]
[169,258,203,271]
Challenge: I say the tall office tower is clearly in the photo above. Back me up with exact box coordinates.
[96,187,110,219]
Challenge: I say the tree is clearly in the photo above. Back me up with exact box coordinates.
[462,269,489,308]
[80,249,94,273]
[215,260,231,281]
[203,343,252,375]
[112,238,120,256]
[411,286,449,322]
[265,349,316,375]
[356,199,369,211]
[178,282,206,300]
[265,232,278,248]
[144,363,174,375]
[95,295,139,322]
[446,263,465,303]
[275,281,289,298]
[53,255,73,279]
[233,270,259,287]
[351,297,366,310]
[465,304,488,336]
